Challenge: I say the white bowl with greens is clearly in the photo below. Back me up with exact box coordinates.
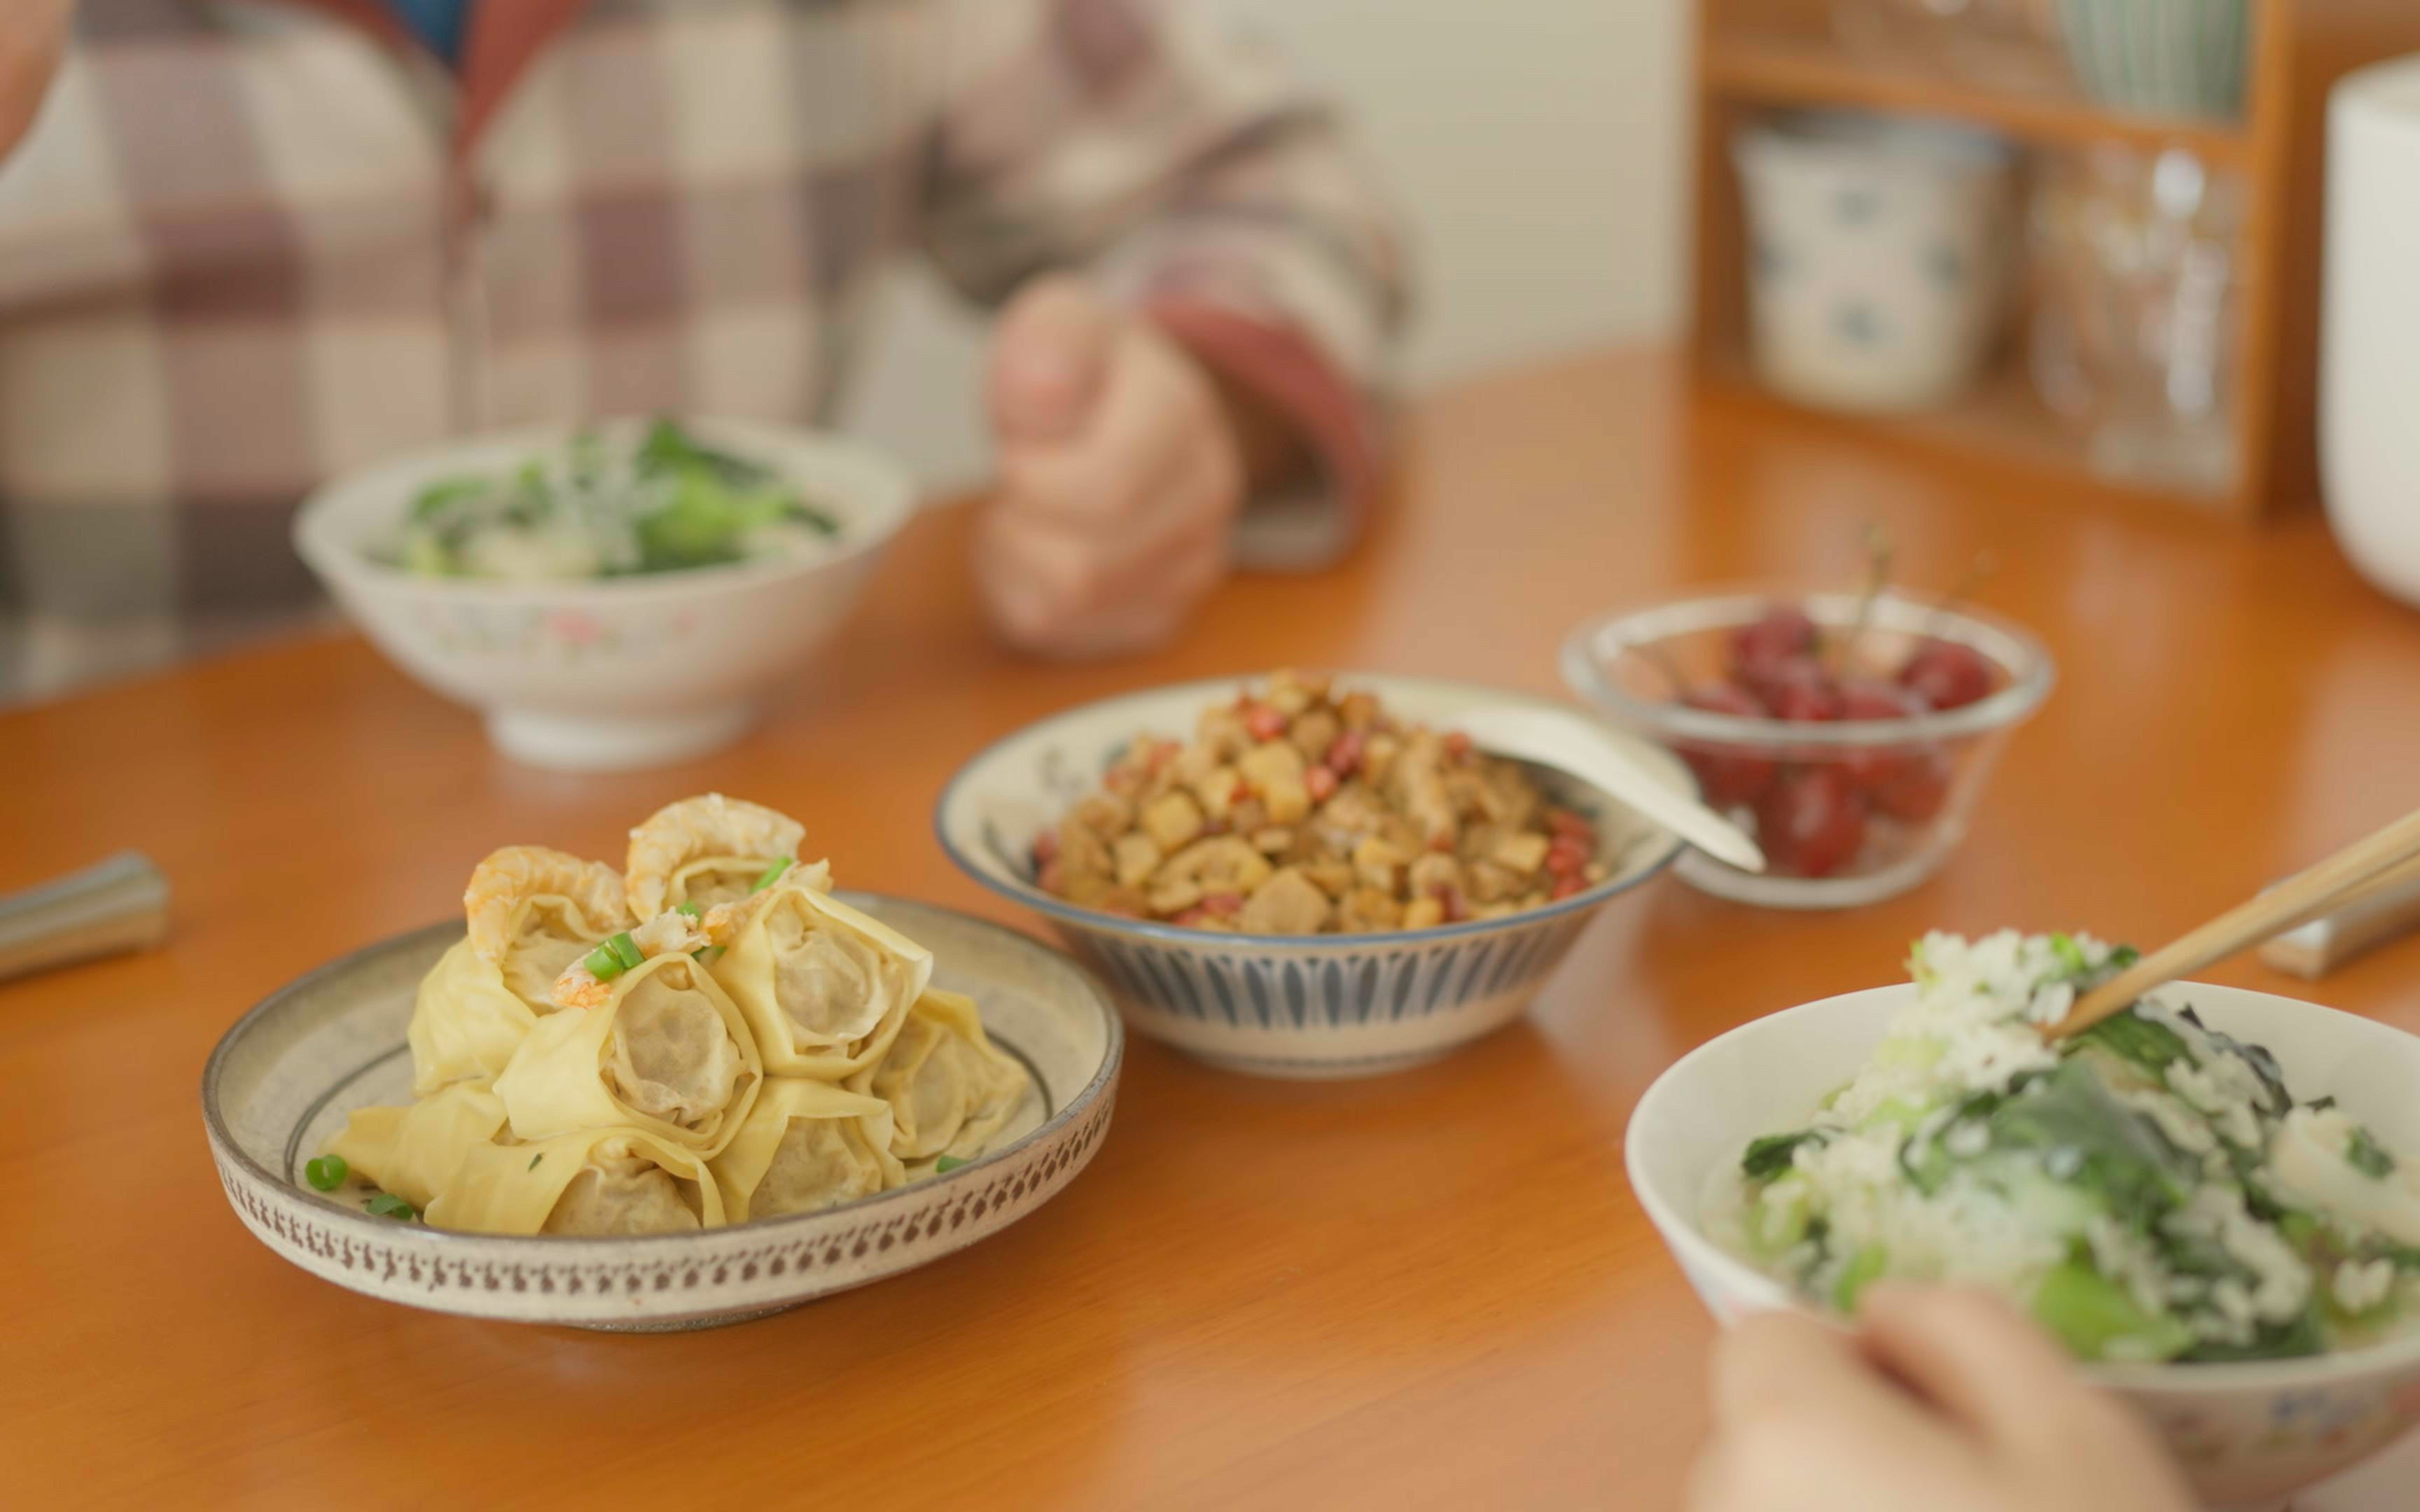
[1628,932,2420,1507]
[295,418,914,771]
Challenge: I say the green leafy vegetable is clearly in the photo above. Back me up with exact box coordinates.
[1742,1131,1819,1180]
[1987,1061,2197,1229]
[2031,1259,2195,1361]
[384,419,842,581]
[933,1156,970,1174]
[2349,1128,2399,1180]
[2071,1008,2190,1077]
[1833,1245,1889,1312]
[304,1155,349,1192]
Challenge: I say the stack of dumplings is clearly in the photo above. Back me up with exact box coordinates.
[322,794,1031,1236]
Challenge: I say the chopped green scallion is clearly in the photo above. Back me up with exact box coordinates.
[365,1192,418,1222]
[750,857,795,894]
[933,1156,969,1174]
[304,1155,349,1191]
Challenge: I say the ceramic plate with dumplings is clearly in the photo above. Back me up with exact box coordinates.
[202,895,1120,1331]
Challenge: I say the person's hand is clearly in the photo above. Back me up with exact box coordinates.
[975,276,1246,659]
[1,0,72,160]
[1690,1287,2195,1512]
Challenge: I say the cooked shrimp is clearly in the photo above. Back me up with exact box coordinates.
[464,846,628,964]
[550,908,714,1009]
[625,794,806,919]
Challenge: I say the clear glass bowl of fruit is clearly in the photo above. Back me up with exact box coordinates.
[1559,586,2054,908]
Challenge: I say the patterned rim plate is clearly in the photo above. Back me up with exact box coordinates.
[201,894,1122,1331]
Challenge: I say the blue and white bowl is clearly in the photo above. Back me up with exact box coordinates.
[935,675,1688,1079]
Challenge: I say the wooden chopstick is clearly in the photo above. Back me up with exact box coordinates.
[2046,805,2420,1040]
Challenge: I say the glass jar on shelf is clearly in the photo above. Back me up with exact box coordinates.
[2026,143,2244,496]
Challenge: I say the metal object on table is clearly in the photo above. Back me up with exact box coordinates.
[0,852,170,984]
[2261,854,2420,980]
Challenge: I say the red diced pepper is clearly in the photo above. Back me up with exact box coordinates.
[1306,765,1340,802]
[1032,830,1060,864]
[1244,703,1290,742]
[1037,860,1064,894]
[1230,778,1252,805]
[1431,884,1468,923]
[1550,873,1587,900]
[1546,836,1590,875]
[1325,729,1365,778]
[1443,731,1473,760]
[1546,809,1595,844]
[1202,892,1244,916]
[1172,906,1211,927]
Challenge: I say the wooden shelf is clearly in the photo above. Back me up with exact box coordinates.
[1694,344,2240,507]
[1704,31,2254,167]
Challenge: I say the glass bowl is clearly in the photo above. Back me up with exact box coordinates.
[1560,587,2055,909]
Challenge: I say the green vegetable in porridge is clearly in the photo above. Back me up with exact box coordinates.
[1717,931,2420,1362]
[387,419,841,581]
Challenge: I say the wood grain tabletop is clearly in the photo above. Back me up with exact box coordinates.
[7,347,2420,1510]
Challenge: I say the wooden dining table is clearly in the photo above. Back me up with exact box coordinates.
[8,346,2420,1509]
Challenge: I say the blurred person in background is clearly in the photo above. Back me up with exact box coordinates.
[0,0,1406,696]
[1690,1288,2196,1512]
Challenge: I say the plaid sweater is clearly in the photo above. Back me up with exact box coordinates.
[0,0,1407,698]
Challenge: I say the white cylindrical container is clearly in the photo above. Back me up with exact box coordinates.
[2323,55,2420,608]
[1735,113,2017,414]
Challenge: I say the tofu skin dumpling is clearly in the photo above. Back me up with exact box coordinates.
[709,1079,905,1222]
[495,952,762,1156]
[320,1081,508,1212]
[425,1128,724,1236]
[708,885,931,1080]
[856,988,1031,1163]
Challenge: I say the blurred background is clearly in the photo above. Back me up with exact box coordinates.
[843,0,1694,489]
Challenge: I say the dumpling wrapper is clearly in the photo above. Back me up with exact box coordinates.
[407,895,616,1095]
[320,1081,508,1212]
[668,855,833,918]
[424,1128,725,1236]
[856,988,1031,1163]
[709,884,930,1081]
[494,952,763,1156]
[709,1078,906,1222]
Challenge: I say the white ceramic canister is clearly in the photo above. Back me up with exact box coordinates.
[1734,112,2017,414]
[2323,55,2420,609]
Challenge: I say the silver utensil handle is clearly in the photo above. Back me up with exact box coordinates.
[0,852,171,985]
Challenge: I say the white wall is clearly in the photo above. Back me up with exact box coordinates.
[839,0,1692,487]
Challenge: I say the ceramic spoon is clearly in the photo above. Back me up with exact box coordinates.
[1461,704,1767,874]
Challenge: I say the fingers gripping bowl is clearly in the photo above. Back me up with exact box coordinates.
[936,674,1689,1079]
[1627,951,2420,1506]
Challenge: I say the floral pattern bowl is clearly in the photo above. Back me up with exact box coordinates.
[293,417,915,771]
[934,675,1689,1079]
[1626,979,2420,1510]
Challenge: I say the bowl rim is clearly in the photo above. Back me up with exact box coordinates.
[1561,584,2057,749]
[1625,979,2420,1394]
[198,893,1124,1252]
[290,415,918,603]
[932,671,1688,952]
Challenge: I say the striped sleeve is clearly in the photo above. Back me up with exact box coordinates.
[918,0,1411,566]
